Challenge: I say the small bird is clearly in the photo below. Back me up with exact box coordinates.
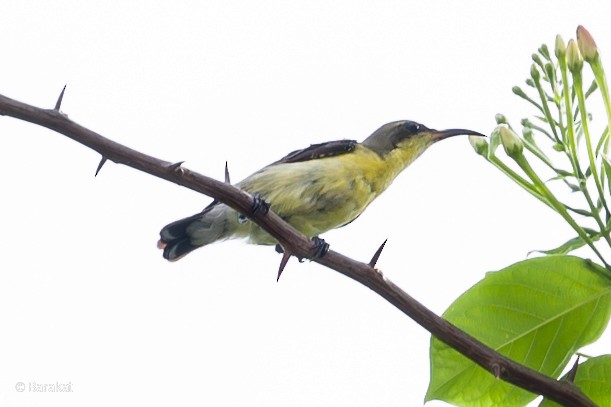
[158,120,485,261]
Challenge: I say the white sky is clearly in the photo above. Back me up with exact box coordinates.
[1,1,610,406]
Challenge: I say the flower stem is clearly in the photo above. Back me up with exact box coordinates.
[572,69,611,245]
[516,154,609,268]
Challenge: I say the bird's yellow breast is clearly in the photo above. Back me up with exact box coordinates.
[236,144,413,244]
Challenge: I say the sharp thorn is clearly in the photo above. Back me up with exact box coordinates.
[277,250,292,281]
[566,355,580,383]
[491,363,501,379]
[368,239,388,268]
[95,156,108,177]
[206,199,219,209]
[168,161,185,171]
[54,84,67,111]
[224,161,231,184]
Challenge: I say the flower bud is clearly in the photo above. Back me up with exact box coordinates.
[522,128,536,146]
[545,63,555,82]
[555,35,566,60]
[469,135,489,156]
[495,113,508,125]
[532,54,543,67]
[499,126,524,158]
[512,86,527,98]
[567,39,583,73]
[530,64,540,81]
[577,25,599,63]
[539,44,550,60]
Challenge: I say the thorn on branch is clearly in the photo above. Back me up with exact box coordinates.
[566,355,580,382]
[54,85,67,111]
[168,161,185,173]
[95,156,108,177]
[224,161,231,184]
[277,249,292,281]
[369,239,388,268]
[491,363,501,379]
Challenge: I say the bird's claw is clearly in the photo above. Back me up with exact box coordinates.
[251,193,270,216]
[294,237,329,261]
[311,236,329,258]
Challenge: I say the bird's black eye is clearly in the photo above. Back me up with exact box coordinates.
[401,121,421,134]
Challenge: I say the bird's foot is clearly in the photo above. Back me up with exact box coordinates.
[275,237,329,281]
[311,236,330,258]
[251,193,270,216]
[294,237,330,262]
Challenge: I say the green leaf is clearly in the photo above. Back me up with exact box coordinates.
[530,236,588,255]
[426,256,611,407]
[584,79,598,99]
[564,205,593,217]
[552,142,565,152]
[540,355,611,406]
[566,182,581,192]
[596,126,609,156]
[553,169,575,178]
[603,154,611,192]
[582,227,601,236]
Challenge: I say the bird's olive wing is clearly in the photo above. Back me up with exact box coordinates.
[274,139,357,164]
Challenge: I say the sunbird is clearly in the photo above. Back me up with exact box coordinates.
[158,120,484,261]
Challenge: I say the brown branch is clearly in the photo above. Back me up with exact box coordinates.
[0,91,595,407]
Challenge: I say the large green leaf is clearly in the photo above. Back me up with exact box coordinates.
[540,355,611,406]
[426,256,611,406]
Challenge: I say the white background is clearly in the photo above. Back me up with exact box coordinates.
[1,1,610,406]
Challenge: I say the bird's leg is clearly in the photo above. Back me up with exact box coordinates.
[290,237,329,262]
[275,244,284,253]
[251,193,270,216]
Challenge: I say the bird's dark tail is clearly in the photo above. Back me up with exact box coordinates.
[158,204,235,261]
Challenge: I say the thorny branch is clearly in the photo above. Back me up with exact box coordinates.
[0,90,596,407]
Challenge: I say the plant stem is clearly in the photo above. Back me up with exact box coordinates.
[533,72,562,144]
[572,70,611,245]
[486,156,550,208]
[590,61,611,155]
[516,154,609,269]
[558,57,584,179]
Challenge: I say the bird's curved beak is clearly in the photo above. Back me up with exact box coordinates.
[431,128,487,142]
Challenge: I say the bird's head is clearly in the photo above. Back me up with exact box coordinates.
[362,120,485,164]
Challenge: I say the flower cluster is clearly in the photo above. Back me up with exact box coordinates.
[470,26,611,269]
